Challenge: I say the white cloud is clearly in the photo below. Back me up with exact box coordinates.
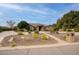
[0,4,22,10]
[58,4,79,18]
[0,4,50,15]
[0,3,58,16]
[0,12,3,16]
[23,7,49,14]
[0,12,4,16]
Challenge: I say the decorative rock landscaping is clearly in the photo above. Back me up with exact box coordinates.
[49,32,79,43]
[0,32,58,47]
[0,31,79,48]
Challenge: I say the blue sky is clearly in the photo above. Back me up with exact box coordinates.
[0,3,79,26]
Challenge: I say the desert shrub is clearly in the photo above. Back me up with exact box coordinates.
[50,29,55,33]
[66,29,72,32]
[50,27,59,33]
[41,33,47,40]
[17,31,24,35]
[11,41,16,47]
[63,35,66,41]
[32,32,38,39]
[54,31,58,34]
[0,30,3,32]
[74,27,79,32]
[34,30,39,34]
[28,30,31,34]
[0,26,12,32]
[14,27,20,32]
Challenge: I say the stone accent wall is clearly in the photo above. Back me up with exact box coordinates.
[66,32,75,42]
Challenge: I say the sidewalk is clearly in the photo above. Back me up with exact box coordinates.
[0,42,79,55]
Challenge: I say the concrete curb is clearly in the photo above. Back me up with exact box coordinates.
[0,42,79,50]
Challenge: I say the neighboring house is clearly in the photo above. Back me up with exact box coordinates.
[13,23,54,31]
[44,25,53,31]
[30,23,54,31]
[30,23,45,31]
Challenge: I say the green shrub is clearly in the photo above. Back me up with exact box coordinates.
[32,32,38,39]
[50,29,55,33]
[41,33,47,40]
[17,31,24,35]
[28,30,32,34]
[74,27,79,32]
[34,30,39,34]
[11,41,16,47]
[0,30,3,32]
[63,35,66,41]
[0,26,12,32]
[66,29,72,32]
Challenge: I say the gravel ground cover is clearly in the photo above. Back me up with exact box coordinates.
[50,33,79,42]
[1,33,58,47]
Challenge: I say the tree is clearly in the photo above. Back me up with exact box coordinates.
[55,11,79,31]
[17,21,30,31]
[6,20,15,29]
